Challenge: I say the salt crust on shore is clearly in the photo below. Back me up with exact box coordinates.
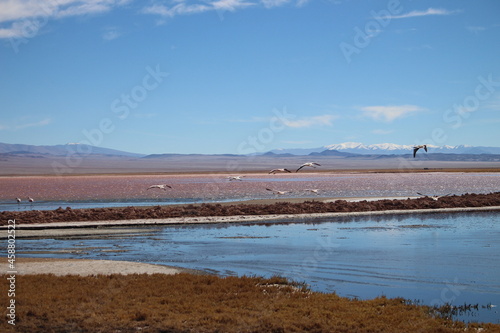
[0,258,186,276]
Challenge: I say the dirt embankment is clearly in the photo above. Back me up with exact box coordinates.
[2,192,499,225]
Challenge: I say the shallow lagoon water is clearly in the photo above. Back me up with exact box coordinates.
[2,172,500,211]
[14,211,500,324]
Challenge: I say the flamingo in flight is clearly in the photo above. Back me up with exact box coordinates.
[227,176,244,181]
[266,188,290,195]
[417,192,451,201]
[147,184,172,191]
[296,162,321,172]
[269,168,291,174]
[413,145,428,158]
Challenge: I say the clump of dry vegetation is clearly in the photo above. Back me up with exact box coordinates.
[2,192,500,225]
[2,273,499,333]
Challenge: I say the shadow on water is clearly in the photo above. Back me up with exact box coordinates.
[8,211,500,324]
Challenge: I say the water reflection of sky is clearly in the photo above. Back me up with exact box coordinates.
[12,211,500,324]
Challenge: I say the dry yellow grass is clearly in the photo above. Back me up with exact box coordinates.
[2,273,499,333]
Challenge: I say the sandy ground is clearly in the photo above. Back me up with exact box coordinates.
[1,257,189,276]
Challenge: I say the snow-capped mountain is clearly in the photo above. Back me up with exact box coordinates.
[269,142,500,155]
[324,142,416,153]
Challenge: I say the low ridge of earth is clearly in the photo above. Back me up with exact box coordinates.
[2,192,500,225]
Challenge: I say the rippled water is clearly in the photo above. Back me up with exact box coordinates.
[13,211,500,324]
[1,172,500,211]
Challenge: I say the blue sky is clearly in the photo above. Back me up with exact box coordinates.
[1,0,499,154]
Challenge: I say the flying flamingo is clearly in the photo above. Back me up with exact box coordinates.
[266,188,290,195]
[417,192,451,201]
[269,168,291,174]
[413,145,428,158]
[296,162,321,172]
[227,176,244,181]
[147,184,172,191]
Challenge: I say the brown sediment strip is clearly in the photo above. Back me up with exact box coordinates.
[2,192,500,227]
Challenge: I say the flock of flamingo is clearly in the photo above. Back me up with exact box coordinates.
[146,161,324,197]
[14,145,432,208]
[144,145,429,197]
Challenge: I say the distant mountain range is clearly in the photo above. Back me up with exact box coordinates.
[0,142,144,158]
[1,141,500,159]
[269,142,500,156]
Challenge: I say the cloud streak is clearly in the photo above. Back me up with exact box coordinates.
[141,0,312,18]
[0,0,310,39]
[102,26,121,40]
[0,0,130,39]
[16,118,51,129]
[281,114,337,128]
[141,0,255,18]
[360,105,424,122]
[0,118,52,131]
[377,8,460,20]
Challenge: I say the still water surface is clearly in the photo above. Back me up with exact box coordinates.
[2,172,500,211]
[15,211,500,323]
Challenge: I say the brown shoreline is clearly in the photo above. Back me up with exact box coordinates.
[2,192,500,226]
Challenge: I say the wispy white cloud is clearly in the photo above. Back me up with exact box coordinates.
[142,0,255,18]
[0,0,309,38]
[0,20,33,38]
[360,105,424,122]
[281,114,337,128]
[377,8,460,20]
[295,0,310,7]
[102,26,121,40]
[0,0,130,39]
[213,0,255,12]
[16,117,51,130]
[141,3,209,18]
[0,117,52,131]
[261,0,290,9]
[141,0,313,19]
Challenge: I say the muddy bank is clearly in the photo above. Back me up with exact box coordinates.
[1,192,499,225]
